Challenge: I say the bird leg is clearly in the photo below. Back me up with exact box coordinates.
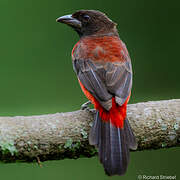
[36,156,42,167]
[81,101,91,110]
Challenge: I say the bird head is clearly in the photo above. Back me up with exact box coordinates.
[56,10,118,37]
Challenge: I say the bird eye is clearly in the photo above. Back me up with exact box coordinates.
[82,14,90,21]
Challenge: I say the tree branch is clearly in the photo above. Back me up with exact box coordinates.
[0,99,179,162]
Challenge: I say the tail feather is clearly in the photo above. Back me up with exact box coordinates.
[108,123,129,175]
[89,112,137,176]
[98,121,107,166]
[124,118,137,150]
[89,112,100,147]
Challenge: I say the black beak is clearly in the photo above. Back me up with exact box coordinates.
[56,14,82,28]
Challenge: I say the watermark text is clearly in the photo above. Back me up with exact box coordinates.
[137,175,176,180]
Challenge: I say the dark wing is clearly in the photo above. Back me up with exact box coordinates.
[105,61,132,106]
[73,58,132,110]
[73,59,113,110]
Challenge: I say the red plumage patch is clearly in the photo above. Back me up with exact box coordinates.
[95,97,128,128]
[72,36,129,63]
[78,79,129,128]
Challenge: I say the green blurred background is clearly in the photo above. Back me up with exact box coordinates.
[0,0,179,179]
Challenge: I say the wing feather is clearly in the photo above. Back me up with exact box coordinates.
[73,58,132,109]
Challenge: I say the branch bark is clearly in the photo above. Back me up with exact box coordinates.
[0,99,179,162]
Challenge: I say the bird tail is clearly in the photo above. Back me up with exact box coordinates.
[89,111,137,176]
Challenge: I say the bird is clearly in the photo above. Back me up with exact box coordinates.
[56,10,137,176]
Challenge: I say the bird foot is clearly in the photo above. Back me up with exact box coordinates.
[81,101,91,110]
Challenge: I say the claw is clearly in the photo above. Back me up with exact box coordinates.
[81,101,91,110]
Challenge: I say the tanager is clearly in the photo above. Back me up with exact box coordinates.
[56,10,137,176]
